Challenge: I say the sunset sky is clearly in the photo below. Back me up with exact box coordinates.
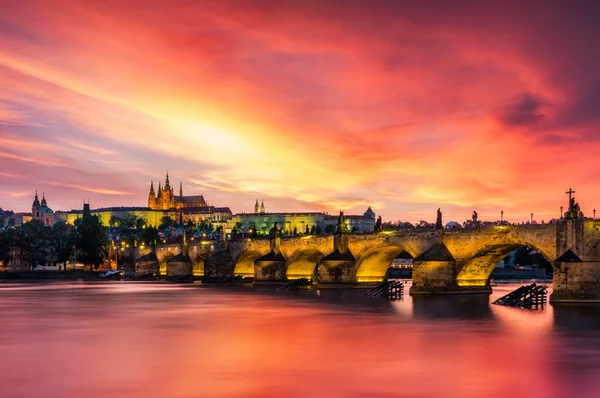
[1,0,599,222]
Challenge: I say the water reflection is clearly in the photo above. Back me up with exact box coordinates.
[1,282,600,398]
[412,294,493,321]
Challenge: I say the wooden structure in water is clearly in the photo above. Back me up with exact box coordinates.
[492,283,548,309]
[363,280,404,300]
[277,278,311,291]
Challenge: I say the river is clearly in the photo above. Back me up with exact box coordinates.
[1,282,600,397]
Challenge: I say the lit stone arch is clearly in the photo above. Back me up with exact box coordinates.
[159,251,175,276]
[286,248,324,280]
[233,250,264,278]
[456,242,553,287]
[354,245,416,283]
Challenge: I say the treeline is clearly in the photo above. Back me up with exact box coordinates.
[0,215,112,271]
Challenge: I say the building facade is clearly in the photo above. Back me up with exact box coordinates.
[31,191,55,226]
[230,201,377,235]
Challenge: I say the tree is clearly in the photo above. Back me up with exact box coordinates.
[52,221,74,270]
[135,216,147,231]
[185,219,195,232]
[109,215,120,228]
[324,224,336,234]
[140,226,159,247]
[315,226,322,234]
[305,225,310,235]
[74,215,109,272]
[159,215,174,230]
[121,213,138,230]
[293,226,298,235]
[310,225,316,235]
[0,227,14,269]
[17,220,54,269]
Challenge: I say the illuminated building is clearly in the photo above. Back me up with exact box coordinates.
[230,201,377,234]
[31,191,55,226]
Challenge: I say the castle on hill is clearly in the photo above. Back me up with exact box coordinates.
[148,172,207,210]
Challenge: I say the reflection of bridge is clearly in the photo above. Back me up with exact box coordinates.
[129,219,600,303]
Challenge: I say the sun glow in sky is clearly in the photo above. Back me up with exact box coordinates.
[1,0,599,222]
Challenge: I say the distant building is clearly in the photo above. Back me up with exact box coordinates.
[391,251,414,269]
[31,191,55,226]
[55,174,232,228]
[231,201,377,234]
[148,173,207,210]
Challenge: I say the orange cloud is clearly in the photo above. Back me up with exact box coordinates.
[0,1,599,222]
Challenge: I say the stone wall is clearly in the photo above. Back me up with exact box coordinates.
[552,261,600,302]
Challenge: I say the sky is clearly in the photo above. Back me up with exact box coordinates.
[1,0,599,223]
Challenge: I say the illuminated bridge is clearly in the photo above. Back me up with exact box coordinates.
[128,219,600,302]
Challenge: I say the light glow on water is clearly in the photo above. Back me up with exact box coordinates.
[1,282,600,398]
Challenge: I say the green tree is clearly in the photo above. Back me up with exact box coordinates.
[140,226,159,247]
[159,215,174,230]
[52,221,74,270]
[324,224,336,234]
[74,215,109,272]
[121,213,138,230]
[135,216,147,231]
[109,215,120,228]
[0,227,14,268]
[17,220,54,269]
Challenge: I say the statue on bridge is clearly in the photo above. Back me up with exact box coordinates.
[270,222,281,237]
[565,188,584,220]
[337,211,347,234]
[435,208,443,230]
[472,210,478,223]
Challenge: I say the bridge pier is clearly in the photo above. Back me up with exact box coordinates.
[409,242,492,295]
[317,231,356,284]
[254,228,287,284]
[550,220,600,303]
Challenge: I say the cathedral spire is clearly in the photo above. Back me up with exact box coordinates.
[150,180,154,192]
[179,181,183,197]
[165,171,170,189]
[254,199,259,213]
[260,200,265,214]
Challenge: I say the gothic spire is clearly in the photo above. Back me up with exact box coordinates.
[165,171,170,188]
[179,181,183,197]
[150,180,154,192]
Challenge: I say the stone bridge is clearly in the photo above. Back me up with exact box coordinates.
[228,224,558,286]
[131,219,600,302]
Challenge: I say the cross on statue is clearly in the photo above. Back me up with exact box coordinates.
[566,187,576,205]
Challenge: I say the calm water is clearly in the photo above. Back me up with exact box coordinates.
[1,282,600,398]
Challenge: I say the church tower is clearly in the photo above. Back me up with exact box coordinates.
[260,200,265,214]
[148,181,157,209]
[254,199,259,214]
[32,191,41,219]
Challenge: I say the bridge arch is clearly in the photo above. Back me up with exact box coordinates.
[233,250,263,278]
[355,245,416,283]
[286,248,324,281]
[456,242,553,287]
